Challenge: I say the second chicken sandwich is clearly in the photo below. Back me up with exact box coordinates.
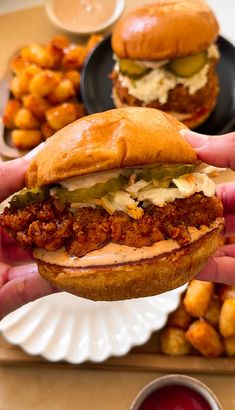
[111,0,220,129]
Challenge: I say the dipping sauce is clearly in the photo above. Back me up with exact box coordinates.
[139,385,211,410]
[51,0,118,32]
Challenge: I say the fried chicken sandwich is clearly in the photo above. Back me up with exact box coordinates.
[111,0,220,129]
[0,107,224,300]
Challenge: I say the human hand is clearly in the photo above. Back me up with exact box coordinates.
[0,145,57,319]
[181,130,235,285]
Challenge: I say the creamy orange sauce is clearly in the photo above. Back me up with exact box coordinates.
[34,219,223,268]
[52,0,117,31]
[34,240,179,267]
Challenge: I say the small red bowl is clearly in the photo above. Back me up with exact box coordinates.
[130,374,222,410]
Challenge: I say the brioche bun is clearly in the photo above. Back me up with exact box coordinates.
[112,0,219,60]
[25,107,197,188]
[35,219,223,301]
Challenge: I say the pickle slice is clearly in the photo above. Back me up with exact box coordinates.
[10,187,49,208]
[139,164,196,182]
[119,59,150,78]
[168,52,207,78]
[54,176,126,203]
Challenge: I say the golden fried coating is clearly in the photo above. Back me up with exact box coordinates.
[11,56,29,75]
[219,299,235,337]
[21,44,55,68]
[11,129,42,149]
[14,108,39,129]
[186,320,224,357]
[167,299,192,329]
[47,79,75,104]
[46,103,84,130]
[23,94,50,121]
[3,99,22,129]
[183,280,214,317]
[204,296,221,327]
[161,327,192,355]
[64,70,81,91]
[62,45,87,70]
[29,70,59,97]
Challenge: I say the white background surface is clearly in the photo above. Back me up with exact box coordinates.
[0,0,234,44]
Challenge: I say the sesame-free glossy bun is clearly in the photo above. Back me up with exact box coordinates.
[35,220,223,301]
[25,107,197,188]
[112,0,219,60]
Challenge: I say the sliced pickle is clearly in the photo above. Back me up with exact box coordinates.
[10,187,49,208]
[139,164,196,182]
[168,52,207,78]
[54,176,126,203]
[119,59,150,78]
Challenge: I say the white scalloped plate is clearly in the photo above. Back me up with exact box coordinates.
[0,287,186,363]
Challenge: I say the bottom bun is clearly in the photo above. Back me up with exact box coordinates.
[112,88,217,130]
[36,222,222,301]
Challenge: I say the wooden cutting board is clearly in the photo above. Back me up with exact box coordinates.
[1,331,235,374]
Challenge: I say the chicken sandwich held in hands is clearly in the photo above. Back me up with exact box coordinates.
[0,107,224,300]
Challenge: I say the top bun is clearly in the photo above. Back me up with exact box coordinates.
[25,107,197,188]
[112,0,219,60]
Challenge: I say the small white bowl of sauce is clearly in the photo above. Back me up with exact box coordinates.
[45,0,125,35]
[130,374,222,410]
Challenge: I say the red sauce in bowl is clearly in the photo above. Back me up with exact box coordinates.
[139,384,212,410]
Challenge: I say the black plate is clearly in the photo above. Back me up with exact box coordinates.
[81,35,235,134]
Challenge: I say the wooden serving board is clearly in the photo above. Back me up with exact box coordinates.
[1,331,235,374]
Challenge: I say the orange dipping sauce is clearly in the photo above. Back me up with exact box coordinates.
[139,385,211,410]
[51,0,117,32]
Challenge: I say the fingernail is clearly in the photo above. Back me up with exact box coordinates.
[180,130,209,148]
[23,142,45,161]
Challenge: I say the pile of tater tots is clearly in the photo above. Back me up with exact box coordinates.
[161,237,235,357]
[3,35,102,149]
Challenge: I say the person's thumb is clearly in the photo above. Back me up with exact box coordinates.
[180,130,235,170]
[0,142,45,202]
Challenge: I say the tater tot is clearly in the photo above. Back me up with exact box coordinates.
[11,129,42,149]
[41,122,54,139]
[85,34,103,55]
[23,94,50,121]
[204,296,221,327]
[47,35,70,67]
[64,70,80,91]
[183,280,214,317]
[14,108,39,129]
[161,327,192,356]
[219,299,235,337]
[62,45,87,70]
[217,285,235,302]
[47,79,75,104]
[20,44,55,68]
[224,335,235,356]
[3,99,22,129]
[29,70,59,97]
[10,75,29,98]
[46,103,83,130]
[167,300,192,329]
[186,320,224,357]
[10,65,41,98]
[10,56,29,75]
